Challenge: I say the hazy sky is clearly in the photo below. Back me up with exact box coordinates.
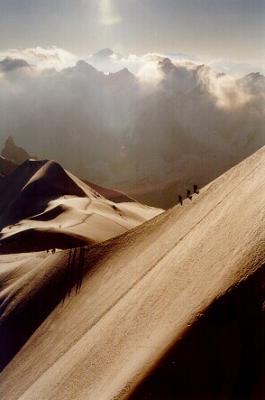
[0,0,264,64]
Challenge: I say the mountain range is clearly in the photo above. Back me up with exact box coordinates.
[0,50,264,208]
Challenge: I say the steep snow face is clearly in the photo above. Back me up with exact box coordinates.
[0,146,264,400]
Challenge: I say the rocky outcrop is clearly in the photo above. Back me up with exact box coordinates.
[1,136,30,164]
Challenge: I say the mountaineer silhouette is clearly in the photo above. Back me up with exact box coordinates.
[187,189,192,200]
[193,184,199,194]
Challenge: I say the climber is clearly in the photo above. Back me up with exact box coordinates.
[193,184,199,194]
[187,189,192,200]
[178,195,183,206]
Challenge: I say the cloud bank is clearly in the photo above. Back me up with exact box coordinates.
[0,47,78,71]
[0,47,264,207]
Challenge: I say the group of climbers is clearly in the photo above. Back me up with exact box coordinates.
[178,184,199,206]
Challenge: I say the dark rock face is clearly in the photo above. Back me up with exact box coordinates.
[1,136,30,164]
[0,156,17,176]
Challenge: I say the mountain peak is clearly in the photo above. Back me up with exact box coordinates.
[75,60,99,74]
[93,48,114,60]
[0,57,30,72]
[1,136,30,165]
[108,67,136,85]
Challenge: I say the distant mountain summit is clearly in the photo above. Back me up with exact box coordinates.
[0,57,30,72]
[238,72,265,93]
[1,136,30,164]
[89,48,122,73]
[108,67,136,86]
[92,48,114,60]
